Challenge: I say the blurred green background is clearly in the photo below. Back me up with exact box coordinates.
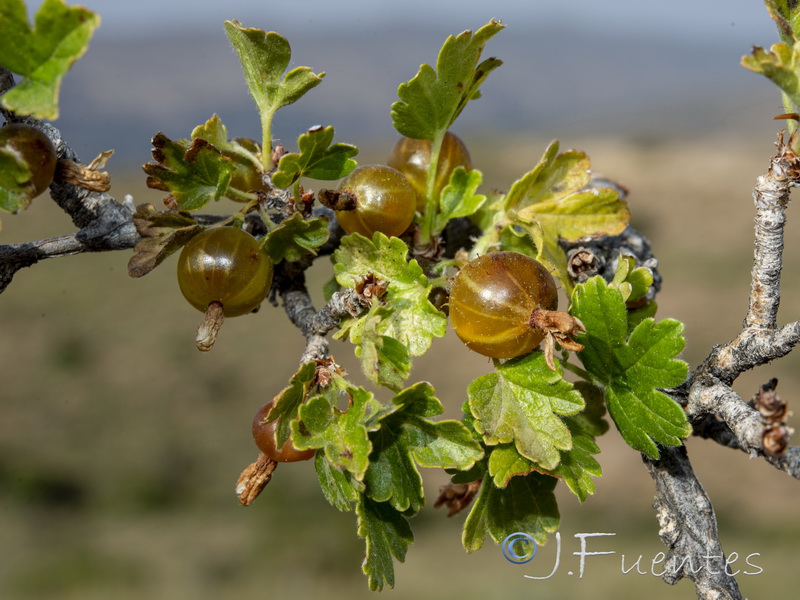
[2,1,800,598]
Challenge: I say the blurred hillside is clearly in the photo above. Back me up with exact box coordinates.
[52,16,778,167]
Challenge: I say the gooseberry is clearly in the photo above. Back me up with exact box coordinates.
[177,227,273,317]
[328,164,416,238]
[0,122,57,201]
[387,131,473,212]
[448,251,558,359]
[252,401,315,462]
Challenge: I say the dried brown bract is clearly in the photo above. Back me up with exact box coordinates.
[434,480,482,517]
[56,149,114,193]
[753,378,789,423]
[317,188,357,212]
[530,308,587,370]
[355,273,389,304]
[313,356,346,388]
[763,423,793,457]
[236,453,278,506]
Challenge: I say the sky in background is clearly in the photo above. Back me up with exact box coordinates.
[15,1,786,165]
[26,0,777,42]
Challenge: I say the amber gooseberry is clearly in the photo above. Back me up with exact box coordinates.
[177,227,273,317]
[387,131,473,212]
[333,164,416,238]
[252,401,315,462]
[449,252,558,359]
[0,122,57,201]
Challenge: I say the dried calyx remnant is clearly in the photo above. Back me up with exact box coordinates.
[562,178,661,298]
[753,378,793,456]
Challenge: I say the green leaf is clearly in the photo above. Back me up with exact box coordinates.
[502,142,630,291]
[0,143,36,213]
[266,361,318,448]
[570,276,691,458]
[433,167,485,234]
[504,141,574,212]
[190,114,262,166]
[315,451,362,512]
[335,302,412,391]
[271,125,357,188]
[485,382,607,499]
[0,0,99,119]
[463,472,559,552]
[486,443,539,488]
[224,20,323,164]
[551,417,603,502]
[391,20,504,141]
[610,255,654,303]
[262,213,330,264]
[291,382,384,480]
[467,352,584,471]
[357,494,413,591]
[224,22,324,112]
[127,204,201,278]
[190,114,232,149]
[742,41,800,116]
[142,133,236,211]
[364,382,483,514]
[334,233,447,357]
[190,114,267,199]
[484,394,605,500]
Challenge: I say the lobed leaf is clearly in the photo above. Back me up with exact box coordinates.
[0,0,99,119]
[262,213,330,264]
[467,352,584,471]
[266,361,318,448]
[742,41,800,117]
[485,383,606,499]
[364,382,483,514]
[610,255,654,303]
[291,382,385,480]
[335,303,412,391]
[500,141,629,292]
[224,21,323,122]
[357,495,413,591]
[126,204,200,278]
[550,418,603,502]
[334,233,447,359]
[391,20,504,141]
[433,167,485,234]
[570,276,691,458]
[486,443,539,488]
[315,451,362,512]
[463,472,559,553]
[142,133,235,211]
[271,125,357,188]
